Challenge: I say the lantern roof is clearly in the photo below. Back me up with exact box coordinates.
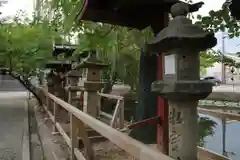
[145,3,217,53]
[74,50,109,69]
[52,44,77,57]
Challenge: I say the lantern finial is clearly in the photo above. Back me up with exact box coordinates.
[171,3,189,18]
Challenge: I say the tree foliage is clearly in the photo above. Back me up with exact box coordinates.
[198,117,217,147]
[192,0,240,38]
[0,14,56,76]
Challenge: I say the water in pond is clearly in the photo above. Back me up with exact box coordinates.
[201,114,240,160]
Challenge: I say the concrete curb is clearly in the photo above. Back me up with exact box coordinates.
[22,98,30,160]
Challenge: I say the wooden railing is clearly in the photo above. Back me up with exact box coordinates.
[97,92,125,129]
[38,87,174,160]
[99,91,236,160]
[198,147,230,160]
[37,85,239,160]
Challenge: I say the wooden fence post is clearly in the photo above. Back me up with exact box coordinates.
[68,90,72,104]
[46,95,49,109]
[78,119,95,160]
[70,114,79,160]
[70,113,95,160]
[119,100,125,129]
[52,102,59,135]
[110,100,121,128]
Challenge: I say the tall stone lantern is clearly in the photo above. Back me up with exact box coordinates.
[146,3,217,160]
[75,50,109,117]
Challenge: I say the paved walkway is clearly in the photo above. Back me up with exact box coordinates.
[0,92,27,160]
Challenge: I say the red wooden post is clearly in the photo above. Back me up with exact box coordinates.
[157,55,169,154]
[157,12,169,154]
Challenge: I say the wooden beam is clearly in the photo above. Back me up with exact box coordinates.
[197,147,230,160]
[65,86,85,92]
[74,148,86,160]
[100,111,113,119]
[56,122,71,147]
[97,92,124,100]
[110,100,121,128]
[198,105,240,111]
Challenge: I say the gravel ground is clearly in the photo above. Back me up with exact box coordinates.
[0,92,27,160]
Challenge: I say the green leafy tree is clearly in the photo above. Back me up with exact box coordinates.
[0,12,56,77]
[198,117,217,147]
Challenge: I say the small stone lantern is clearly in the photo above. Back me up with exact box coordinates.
[146,3,217,160]
[45,61,71,99]
[65,69,83,108]
[46,70,55,94]
[76,50,109,117]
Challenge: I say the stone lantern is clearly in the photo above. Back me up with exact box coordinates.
[45,61,71,99]
[75,50,109,117]
[146,3,217,160]
[46,70,55,94]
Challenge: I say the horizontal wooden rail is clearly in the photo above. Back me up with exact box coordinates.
[56,122,71,147]
[40,88,174,160]
[97,92,125,129]
[147,144,230,160]
[97,92,124,100]
[100,111,112,119]
[206,91,240,102]
[197,147,230,160]
[198,105,240,111]
[198,104,240,111]
[198,108,240,121]
[42,104,71,147]
[65,86,85,91]
[74,148,86,160]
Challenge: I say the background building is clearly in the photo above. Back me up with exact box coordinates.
[206,53,240,84]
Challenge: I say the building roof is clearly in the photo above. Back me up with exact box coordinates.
[77,0,204,34]
[52,44,77,57]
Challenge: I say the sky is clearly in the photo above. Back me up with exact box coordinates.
[0,0,239,54]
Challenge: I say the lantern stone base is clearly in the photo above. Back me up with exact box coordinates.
[84,81,105,91]
[152,80,213,101]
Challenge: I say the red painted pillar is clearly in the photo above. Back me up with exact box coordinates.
[157,12,169,154]
[157,55,169,154]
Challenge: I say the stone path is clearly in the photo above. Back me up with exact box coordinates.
[0,92,27,160]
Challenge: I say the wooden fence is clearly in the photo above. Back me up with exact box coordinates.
[38,87,174,160]
[36,86,240,160]
[97,92,125,129]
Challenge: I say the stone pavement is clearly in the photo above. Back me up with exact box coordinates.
[0,92,27,160]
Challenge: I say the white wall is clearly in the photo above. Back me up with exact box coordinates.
[206,62,222,79]
[206,62,240,84]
